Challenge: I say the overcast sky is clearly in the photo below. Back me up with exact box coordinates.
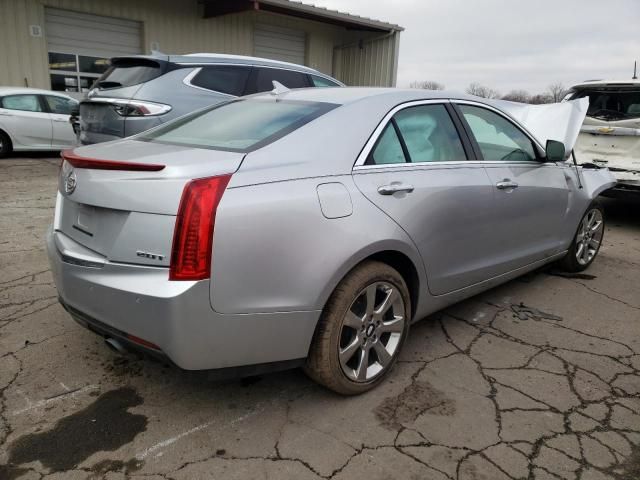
[312,0,639,94]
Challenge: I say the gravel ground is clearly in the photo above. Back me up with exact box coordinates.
[1,155,639,480]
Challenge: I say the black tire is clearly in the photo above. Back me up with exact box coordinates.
[0,130,12,158]
[304,261,411,395]
[558,201,605,272]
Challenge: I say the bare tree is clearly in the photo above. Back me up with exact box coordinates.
[501,90,531,103]
[410,80,445,90]
[466,82,500,99]
[529,93,553,104]
[546,82,566,103]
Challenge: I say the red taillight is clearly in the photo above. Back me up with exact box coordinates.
[169,175,232,281]
[126,334,160,351]
[61,150,165,171]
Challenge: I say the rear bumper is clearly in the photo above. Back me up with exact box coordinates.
[46,227,319,370]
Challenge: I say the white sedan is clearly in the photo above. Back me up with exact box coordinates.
[0,87,78,157]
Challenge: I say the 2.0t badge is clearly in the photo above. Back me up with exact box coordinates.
[64,169,77,195]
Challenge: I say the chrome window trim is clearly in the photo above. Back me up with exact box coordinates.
[353,160,555,172]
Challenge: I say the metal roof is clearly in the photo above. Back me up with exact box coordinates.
[202,0,404,32]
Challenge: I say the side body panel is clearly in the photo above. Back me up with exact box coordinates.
[210,174,428,315]
[353,163,497,296]
[0,108,52,149]
[481,162,570,271]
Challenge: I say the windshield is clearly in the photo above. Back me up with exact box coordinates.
[569,88,640,120]
[139,98,337,152]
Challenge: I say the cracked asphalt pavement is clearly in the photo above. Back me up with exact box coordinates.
[1,155,640,480]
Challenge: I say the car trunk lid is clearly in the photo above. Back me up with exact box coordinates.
[55,140,244,266]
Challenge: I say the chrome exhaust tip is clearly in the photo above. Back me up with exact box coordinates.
[105,337,127,355]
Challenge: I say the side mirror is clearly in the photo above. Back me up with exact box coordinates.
[545,139,566,162]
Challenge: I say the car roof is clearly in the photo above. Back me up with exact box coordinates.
[0,87,75,97]
[250,86,482,106]
[570,79,640,89]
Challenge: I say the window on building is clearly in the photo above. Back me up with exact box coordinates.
[48,52,110,94]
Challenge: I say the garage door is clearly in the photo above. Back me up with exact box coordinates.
[45,8,142,96]
[254,24,306,65]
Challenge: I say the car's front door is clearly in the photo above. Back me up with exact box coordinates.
[454,102,570,274]
[0,94,52,148]
[352,101,499,296]
[43,95,77,147]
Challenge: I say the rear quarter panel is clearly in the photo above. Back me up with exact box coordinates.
[210,175,426,315]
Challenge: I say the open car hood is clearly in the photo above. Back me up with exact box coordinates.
[489,97,589,157]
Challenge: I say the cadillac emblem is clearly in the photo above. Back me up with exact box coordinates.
[64,169,77,195]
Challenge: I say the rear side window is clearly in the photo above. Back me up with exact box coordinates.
[310,74,340,87]
[44,95,77,115]
[367,104,466,165]
[394,105,467,163]
[1,95,42,112]
[253,67,309,93]
[190,66,251,96]
[369,124,406,165]
[95,58,162,89]
[140,99,337,152]
[459,105,537,162]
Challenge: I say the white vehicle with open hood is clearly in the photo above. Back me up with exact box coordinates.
[566,77,640,196]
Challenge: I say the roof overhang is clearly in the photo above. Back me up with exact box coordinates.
[201,0,403,32]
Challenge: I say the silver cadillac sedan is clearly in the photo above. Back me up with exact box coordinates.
[47,87,615,394]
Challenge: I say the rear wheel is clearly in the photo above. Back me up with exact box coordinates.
[0,130,12,158]
[558,202,605,272]
[305,261,411,395]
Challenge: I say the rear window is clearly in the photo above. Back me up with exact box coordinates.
[95,58,163,89]
[569,88,640,120]
[139,98,337,152]
[190,65,250,96]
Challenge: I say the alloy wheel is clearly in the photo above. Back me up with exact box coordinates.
[338,282,405,382]
[576,208,604,266]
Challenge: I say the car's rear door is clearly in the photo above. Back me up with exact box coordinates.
[0,94,52,148]
[453,101,570,273]
[352,100,498,296]
[43,95,77,147]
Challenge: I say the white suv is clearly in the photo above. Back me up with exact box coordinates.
[567,79,640,196]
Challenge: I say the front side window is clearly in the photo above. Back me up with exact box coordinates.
[254,68,309,93]
[140,98,337,152]
[190,66,251,96]
[45,95,77,115]
[310,74,340,88]
[459,105,537,162]
[1,95,42,112]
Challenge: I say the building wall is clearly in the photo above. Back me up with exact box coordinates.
[0,0,399,89]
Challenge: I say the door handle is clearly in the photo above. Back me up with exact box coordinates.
[496,180,519,190]
[377,183,415,195]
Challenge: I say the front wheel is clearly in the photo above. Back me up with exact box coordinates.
[558,202,605,272]
[304,261,411,395]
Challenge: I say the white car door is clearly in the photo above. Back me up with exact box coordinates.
[43,95,78,148]
[0,94,52,149]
